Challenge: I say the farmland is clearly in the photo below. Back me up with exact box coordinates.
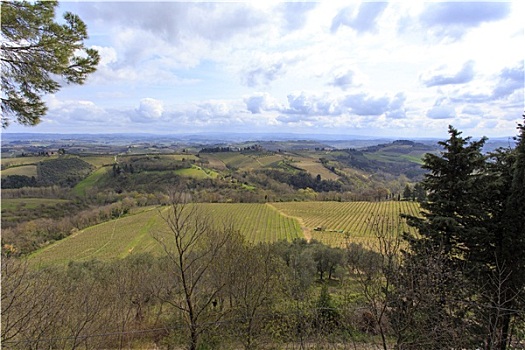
[0,164,38,177]
[29,203,303,266]
[271,201,420,247]
[28,201,417,266]
[1,197,70,211]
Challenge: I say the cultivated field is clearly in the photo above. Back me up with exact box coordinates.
[1,197,70,211]
[1,156,56,168]
[270,201,420,247]
[293,159,340,181]
[28,201,420,266]
[72,166,111,196]
[0,164,38,177]
[81,155,116,167]
[29,203,303,266]
[174,166,219,179]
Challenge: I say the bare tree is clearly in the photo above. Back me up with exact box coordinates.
[152,191,236,350]
[346,215,402,350]
[1,257,63,349]
[226,244,283,349]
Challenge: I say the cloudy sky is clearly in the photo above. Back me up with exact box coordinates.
[6,1,525,138]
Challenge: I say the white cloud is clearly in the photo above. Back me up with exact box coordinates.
[245,93,283,114]
[132,98,164,123]
[90,45,117,67]
[331,2,388,34]
[420,61,476,87]
[427,97,457,120]
[419,2,511,40]
[18,1,520,138]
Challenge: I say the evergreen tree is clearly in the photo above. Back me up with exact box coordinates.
[413,182,426,202]
[491,117,525,349]
[399,126,488,347]
[402,184,412,201]
[398,122,525,349]
[405,125,488,256]
[1,1,99,127]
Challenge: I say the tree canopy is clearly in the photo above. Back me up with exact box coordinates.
[401,119,525,349]
[1,0,99,128]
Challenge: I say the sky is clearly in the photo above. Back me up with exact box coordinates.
[4,1,525,138]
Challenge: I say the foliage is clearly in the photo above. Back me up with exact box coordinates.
[37,157,94,187]
[1,0,99,127]
[1,174,38,189]
[23,202,302,264]
[400,122,525,349]
[260,169,343,192]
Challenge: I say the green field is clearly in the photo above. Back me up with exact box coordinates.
[28,201,419,266]
[174,165,219,179]
[1,165,38,177]
[72,166,111,196]
[1,197,70,211]
[29,203,303,266]
[1,156,56,168]
[270,201,420,247]
[81,155,115,167]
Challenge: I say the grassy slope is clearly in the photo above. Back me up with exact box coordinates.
[73,166,111,196]
[1,197,70,210]
[270,201,420,248]
[1,156,57,168]
[1,165,38,177]
[29,203,303,266]
[28,201,420,266]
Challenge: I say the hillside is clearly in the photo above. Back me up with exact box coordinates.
[28,201,418,266]
[2,136,431,256]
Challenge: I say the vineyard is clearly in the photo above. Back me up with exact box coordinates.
[270,201,420,247]
[29,203,303,266]
[207,153,262,169]
[294,159,339,181]
[28,201,419,266]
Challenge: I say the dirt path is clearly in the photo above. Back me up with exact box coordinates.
[265,203,312,242]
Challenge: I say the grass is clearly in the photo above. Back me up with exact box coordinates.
[73,166,111,196]
[1,165,38,177]
[1,156,56,168]
[28,203,303,266]
[174,166,219,179]
[270,201,420,248]
[1,197,70,211]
